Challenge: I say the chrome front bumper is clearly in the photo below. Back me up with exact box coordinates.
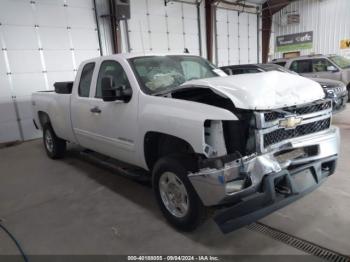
[332,92,348,113]
[189,126,340,206]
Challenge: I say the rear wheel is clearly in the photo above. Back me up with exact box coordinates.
[43,123,66,159]
[152,156,207,231]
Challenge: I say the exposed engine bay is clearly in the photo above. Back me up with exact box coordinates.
[160,87,332,160]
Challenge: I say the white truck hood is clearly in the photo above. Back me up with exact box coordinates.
[181,71,325,110]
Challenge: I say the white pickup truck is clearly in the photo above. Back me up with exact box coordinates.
[32,54,340,233]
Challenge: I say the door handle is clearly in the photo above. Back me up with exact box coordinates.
[90,106,101,114]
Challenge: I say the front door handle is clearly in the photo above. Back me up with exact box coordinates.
[90,106,101,114]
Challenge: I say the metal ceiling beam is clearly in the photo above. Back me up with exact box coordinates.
[261,0,296,62]
[205,0,215,62]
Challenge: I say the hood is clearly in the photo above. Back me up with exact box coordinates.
[310,77,344,87]
[180,71,325,110]
[309,77,347,94]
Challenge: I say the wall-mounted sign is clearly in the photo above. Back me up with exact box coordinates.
[287,14,300,24]
[276,31,313,52]
[340,39,350,49]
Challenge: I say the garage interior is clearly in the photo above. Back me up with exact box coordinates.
[1,0,350,260]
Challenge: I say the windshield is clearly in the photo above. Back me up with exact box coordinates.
[329,55,350,69]
[129,55,221,94]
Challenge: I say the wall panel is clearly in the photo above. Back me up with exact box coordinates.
[272,0,350,59]
[215,7,260,67]
[126,0,200,55]
[0,0,100,143]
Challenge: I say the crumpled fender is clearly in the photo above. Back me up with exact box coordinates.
[138,94,238,169]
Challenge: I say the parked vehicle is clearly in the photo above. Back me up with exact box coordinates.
[32,54,340,233]
[220,63,348,113]
[272,54,350,101]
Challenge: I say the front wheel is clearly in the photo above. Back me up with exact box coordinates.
[152,157,207,231]
[43,123,66,159]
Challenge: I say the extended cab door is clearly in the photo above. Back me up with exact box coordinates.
[83,59,138,165]
[70,61,98,150]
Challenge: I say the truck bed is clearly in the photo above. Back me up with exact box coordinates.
[32,90,77,143]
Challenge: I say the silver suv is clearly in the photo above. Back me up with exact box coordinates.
[272,54,350,99]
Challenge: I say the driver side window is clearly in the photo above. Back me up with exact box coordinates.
[312,59,333,72]
[96,60,131,98]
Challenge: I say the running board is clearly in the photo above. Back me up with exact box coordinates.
[79,149,150,183]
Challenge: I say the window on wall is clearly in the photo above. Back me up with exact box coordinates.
[290,60,312,73]
[78,63,95,97]
[96,61,131,98]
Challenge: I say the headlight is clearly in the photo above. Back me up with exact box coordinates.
[324,88,336,97]
[322,83,346,96]
[340,83,347,92]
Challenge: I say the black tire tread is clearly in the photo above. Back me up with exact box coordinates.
[43,123,66,159]
[152,156,207,231]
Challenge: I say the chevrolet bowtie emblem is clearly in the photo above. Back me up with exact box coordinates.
[279,116,303,129]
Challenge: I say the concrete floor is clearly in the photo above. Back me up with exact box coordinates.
[0,107,349,256]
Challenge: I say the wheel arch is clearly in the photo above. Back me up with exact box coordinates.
[143,131,197,171]
[38,111,51,129]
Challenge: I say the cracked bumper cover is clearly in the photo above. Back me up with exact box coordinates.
[188,127,340,233]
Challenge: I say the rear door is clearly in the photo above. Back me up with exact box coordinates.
[289,59,314,78]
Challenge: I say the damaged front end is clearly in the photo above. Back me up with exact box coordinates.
[189,99,340,233]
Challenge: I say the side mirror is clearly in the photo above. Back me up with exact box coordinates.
[327,65,338,72]
[115,85,132,103]
[101,76,132,102]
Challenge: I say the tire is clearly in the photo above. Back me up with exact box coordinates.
[152,156,207,231]
[43,123,66,159]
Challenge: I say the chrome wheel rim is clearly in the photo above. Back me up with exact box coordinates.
[159,172,189,218]
[45,130,54,153]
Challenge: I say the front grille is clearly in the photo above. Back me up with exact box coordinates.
[263,118,331,147]
[263,100,331,122]
[264,112,285,122]
[333,86,345,94]
[291,101,331,115]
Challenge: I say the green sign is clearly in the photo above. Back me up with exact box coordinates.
[276,31,313,52]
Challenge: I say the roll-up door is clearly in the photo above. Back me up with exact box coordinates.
[0,0,100,142]
[127,0,201,55]
[216,7,259,67]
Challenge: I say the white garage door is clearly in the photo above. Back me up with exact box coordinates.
[0,0,100,143]
[216,8,259,67]
[127,0,200,55]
